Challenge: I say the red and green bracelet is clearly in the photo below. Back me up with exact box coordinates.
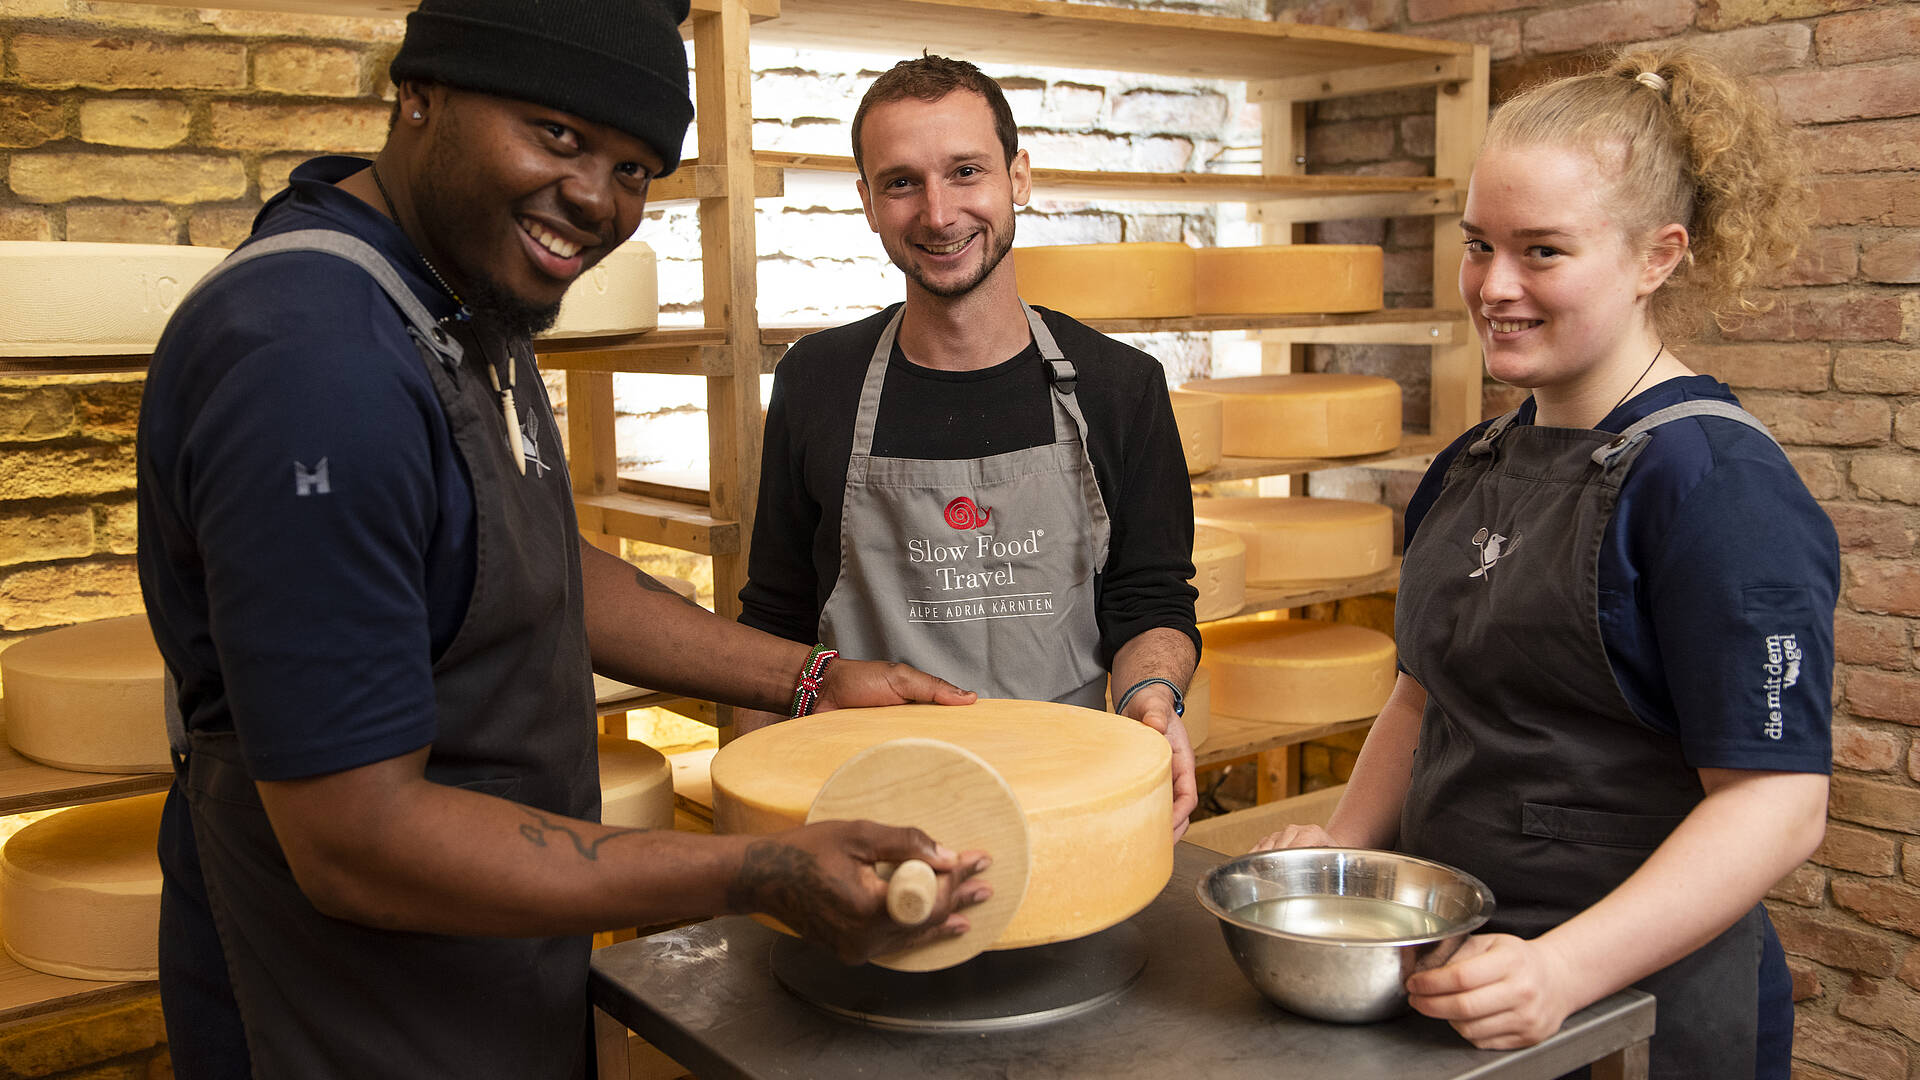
[789,643,839,718]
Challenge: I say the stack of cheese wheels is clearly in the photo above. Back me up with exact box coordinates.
[540,241,658,338]
[1183,665,1213,750]
[1193,497,1392,585]
[1013,242,1195,318]
[711,700,1171,950]
[1201,620,1395,725]
[1192,244,1382,315]
[1,615,169,774]
[1,241,229,356]
[1191,524,1247,623]
[1181,374,1402,459]
[1,792,164,980]
[598,735,674,831]
[1169,388,1223,475]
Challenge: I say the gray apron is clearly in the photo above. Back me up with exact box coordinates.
[817,303,1111,707]
[167,230,600,1079]
[1395,400,1777,1080]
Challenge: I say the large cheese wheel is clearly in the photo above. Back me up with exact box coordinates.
[1169,389,1223,475]
[0,241,229,356]
[1192,497,1392,585]
[710,701,1171,950]
[1192,244,1382,315]
[1,616,169,774]
[1201,620,1395,725]
[1013,242,1194,319]
[598,735,674,831]
[1191,525,1247,623]
[1181,374,1402,459]
[1,793,163,981]
[541,241,658,338]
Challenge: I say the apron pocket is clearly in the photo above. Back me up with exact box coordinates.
[1520,802,1687,849]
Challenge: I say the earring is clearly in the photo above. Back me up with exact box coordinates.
[411,110,423,120]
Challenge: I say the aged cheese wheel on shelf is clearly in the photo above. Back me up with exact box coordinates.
[1013,242,1195,319]
[598,735,674,831]
[541,241,658,338]
[1201,620,1395,725]
[1192,497,1392,585]
[1180,374,1402,459]
[1192,244,1383,315]
[710,700,1171,950]
[1,615,169,774]
[0,241,229,356]
[0,793,164,981]
[1169,389,1223,475]
[1191,525,1247,623]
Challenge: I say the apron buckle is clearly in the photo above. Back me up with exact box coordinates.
[1045,358,1078,394]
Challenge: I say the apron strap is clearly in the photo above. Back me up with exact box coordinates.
[1467,407,1524,456]
[1591,400,1778,470]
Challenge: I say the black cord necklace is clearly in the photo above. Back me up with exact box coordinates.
[1605,342,1664,424]
[369,164,466,313]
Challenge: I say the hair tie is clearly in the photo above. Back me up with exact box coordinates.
[1634,71,1670,96]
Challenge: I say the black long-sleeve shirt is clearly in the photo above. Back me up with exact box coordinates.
[740,304,1199,668]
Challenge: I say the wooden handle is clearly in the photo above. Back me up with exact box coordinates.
[880,859,937,926]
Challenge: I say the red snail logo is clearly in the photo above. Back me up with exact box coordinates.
[944,496,992,530]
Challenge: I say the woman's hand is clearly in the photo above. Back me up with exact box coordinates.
[1405,933,1581,1049]
[1250,823,1338,852]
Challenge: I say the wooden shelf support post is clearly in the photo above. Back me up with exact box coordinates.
[1428,44,1489,437]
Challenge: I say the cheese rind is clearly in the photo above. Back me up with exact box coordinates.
[1192,244,1383,315]
[1169,389,1223,475]
[598,735,674,831]
[1,615,170,773]
[1201,620,1396,725]
[0,241,230,357]
[1013,242,1195,319]
[1192,497,1393,585]
[1180,374,1402,459]
[1,793,164,981]
[540,241,658,338]
[710,701,1172,950]
[1191,524,1247,623]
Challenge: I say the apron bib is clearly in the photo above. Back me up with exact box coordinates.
[817,303,1111,707]
[167,230,599,1079]
[1395,401,1779,1080]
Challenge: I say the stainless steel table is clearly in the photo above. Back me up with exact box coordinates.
[590,844,1653,1079]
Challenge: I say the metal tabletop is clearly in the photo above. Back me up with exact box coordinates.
[591,844,1653,1079]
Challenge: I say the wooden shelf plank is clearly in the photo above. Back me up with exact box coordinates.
[762,307,1465,346]
[757,0,1472,81]
[0,956,154,1030]
[1185,784,1346,855]
[1193,713,1371,770]
[1212,558,1402,622]
[1191,436,1448,484]
[574,492,739,556]
[0,719,169,818]
[92,0,780,23]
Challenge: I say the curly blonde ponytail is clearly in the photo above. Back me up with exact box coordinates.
[1483,44,1813,340]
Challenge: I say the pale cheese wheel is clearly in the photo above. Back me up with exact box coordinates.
[1,615,169,774]
[541,241,658,338]
[710,700,1171,950]
[1191,524,1247,623]
[1201,620,1395,725]
[598,735,674,831]
[1,793,164,981]
[0,241,229,356]
[1192,244,1382,315]
[1181,374,1402,459]
[1013,242,1194,319]
[1184,665,1212,751]
[1192,497,1392,585]
[1169,389,1223,475]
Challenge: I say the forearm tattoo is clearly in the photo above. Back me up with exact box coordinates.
[635,571,699,607]
[726,839,829,925]
[515,806,649,861]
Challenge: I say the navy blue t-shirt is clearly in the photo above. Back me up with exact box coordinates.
[1404,375,1838,775]
[138,155,475,782]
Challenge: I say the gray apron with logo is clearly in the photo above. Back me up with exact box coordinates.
[1395,400,1778,1080]
[817,303,1111,707]
[166,230,600,1079]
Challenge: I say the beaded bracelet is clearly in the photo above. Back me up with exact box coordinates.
[789,644,839,718]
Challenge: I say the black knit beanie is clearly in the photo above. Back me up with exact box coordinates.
[390,0,693,176]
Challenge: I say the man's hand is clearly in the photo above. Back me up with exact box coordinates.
[1120,683,1197,842]
[727,820,992,964]
[1405,933,1581,1049]
[814,659,976,713]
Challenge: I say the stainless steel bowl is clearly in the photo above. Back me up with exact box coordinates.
[1196,847,1494,1023]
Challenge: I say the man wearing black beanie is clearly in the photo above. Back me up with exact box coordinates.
[138,3,991,1077]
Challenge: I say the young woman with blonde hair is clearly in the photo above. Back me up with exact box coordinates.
[1259,45,1837,1079]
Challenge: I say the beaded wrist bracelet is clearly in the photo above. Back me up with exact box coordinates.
[789,644,839,718]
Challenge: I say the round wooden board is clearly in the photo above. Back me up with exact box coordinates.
[806,737,1031,972]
